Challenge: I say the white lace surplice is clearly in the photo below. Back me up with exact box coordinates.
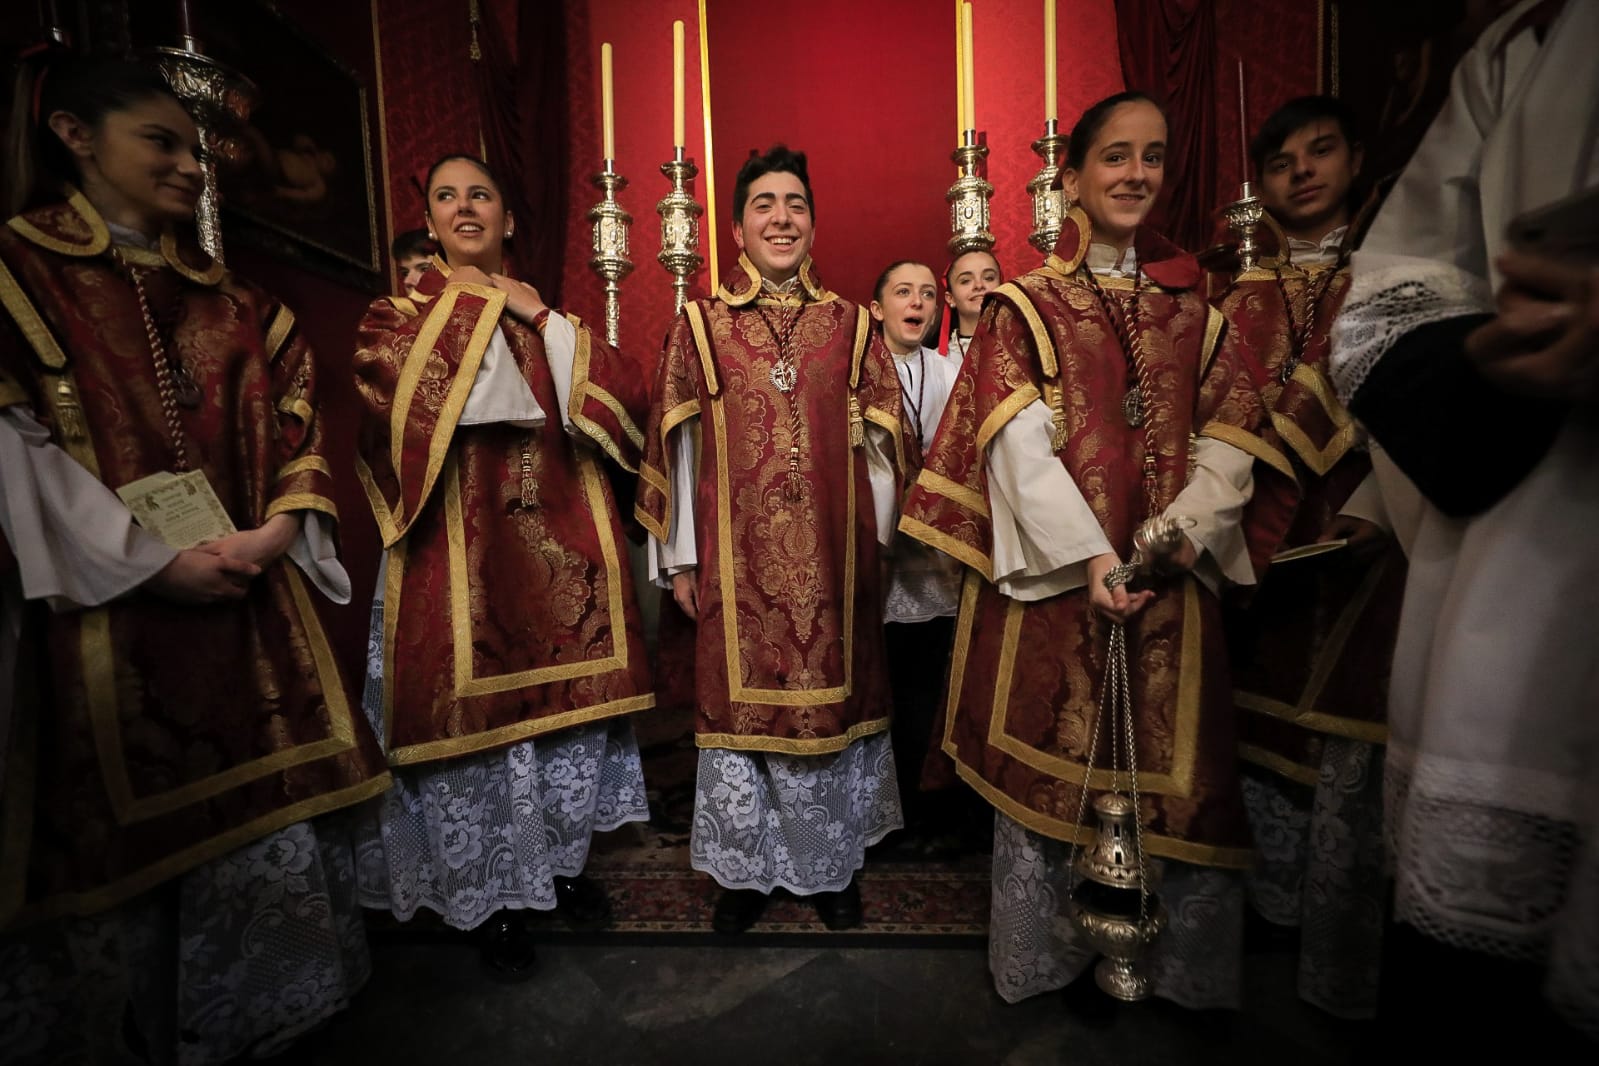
[689,736,903,895]
[1327,1,1599,1035]
[988,812,1244,1010]
[353,586,649,931]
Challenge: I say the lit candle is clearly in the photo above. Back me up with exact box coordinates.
[602,42,615,161]
[1044,0,1056,124]
[962,2,975,134]
[954,0,965,136]
[1237,60,1248,180]
[673,21,686,149]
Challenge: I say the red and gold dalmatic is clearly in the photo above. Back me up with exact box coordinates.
[635,256,900,754]
[1215,228,1405,785]
[354,260,653,767]
[0,191,389,926]
[901,211,1296,866]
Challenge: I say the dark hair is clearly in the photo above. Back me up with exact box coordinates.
[391,227,438,261]
[1248,95,1360,175]
[1065,91,1165,170]
[422,154,501,206]
[944,249,1002,288]
[6,56,177,217]
[731,144,813,222]
[872,259,934,303]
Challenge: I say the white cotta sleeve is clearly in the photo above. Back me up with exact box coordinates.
[866,421,897,548]
[458,324,546,428]
[986,398,1112,601]
[0,406,176,610]
[646,421,699,586]
[538,313,579,433]
[1166,436,1256,592]
[285,511,352,604]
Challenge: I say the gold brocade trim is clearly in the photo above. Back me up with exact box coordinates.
[157,231,223,285]
[444,456,628,696]
[916,469,989,517]
[82,567,359,826]
[661,399,701,440]
[976,384,1041,453]
[711,394,856,707]
[1200,306,1226,376]
[982,579,1204,796]
[0,378,26,407]
[388,282,506,534]
[566,312,645,474]
[848,306,868,388]
[42,366,100,473]
[716,254,833,307]
[264,306,297,359]
[388,694,656,766]
[1235,693,1389,744]
[897,514,992,578]
[697,716,891,756]
[6,187,110,257]
[277,396,315,424]
[275,455,333,482]
[1094,275,1139,292]
[715,254,763,306]
[355,454,403,548]
[1235,553,1392,745]
[638,460,671,496]
[386,295,420,316]
[950,759,1256,868]
[941,570,982,751]
[994,283,1057,379]
[1046,206,1094,275]
[381,540,406,743]
[265,492,338,521]
[1199,421,1297,483]
[685,301,720,395]
[863,404,904,474]
[1236,742,1321,787]
[7,773,393,930]
[0,257,69,369]
[1271,362,1357,475]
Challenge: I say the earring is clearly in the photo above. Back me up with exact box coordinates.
[504,229,512,239]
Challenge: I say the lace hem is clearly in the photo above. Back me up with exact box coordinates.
[1329,254,1493,404]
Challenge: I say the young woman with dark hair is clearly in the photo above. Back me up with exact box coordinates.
[0,55,388,1062]
[351,153,656,981]
[901,91,1295,1010]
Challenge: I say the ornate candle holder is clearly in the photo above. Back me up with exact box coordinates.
[1223,180,1266,274]
[946,131,995,255]
[587,160,633,347]
[1026,119,1070,255]
[656,147,704,316]
[148,45,257,262]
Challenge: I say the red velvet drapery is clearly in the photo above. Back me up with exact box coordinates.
[1113,0,1217,251]
[472,2,569,304]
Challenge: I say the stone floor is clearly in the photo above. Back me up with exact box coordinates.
[291,934,1367,1065]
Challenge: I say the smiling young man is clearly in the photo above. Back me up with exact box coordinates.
[636,145,905,934]
[1215,95,1405,1020]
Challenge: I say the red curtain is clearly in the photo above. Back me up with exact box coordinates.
[473,2,570,304]
[1113,0,1217,251]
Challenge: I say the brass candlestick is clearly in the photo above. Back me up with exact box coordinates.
[1223,180,1266,274]
[656,147,704,315]
[148,45,256,263]
[946,130,995,255]
[587,160,633,347]
[1026,119,1069,255]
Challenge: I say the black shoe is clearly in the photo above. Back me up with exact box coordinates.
[711,888,769,934]
[812,877,863,931]
[478,912,538,982]
[553,874,612,931]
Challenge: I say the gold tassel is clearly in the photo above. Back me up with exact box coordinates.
[54,378,85,441]
[848,395,865,448]
[1049,390,1068,453]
